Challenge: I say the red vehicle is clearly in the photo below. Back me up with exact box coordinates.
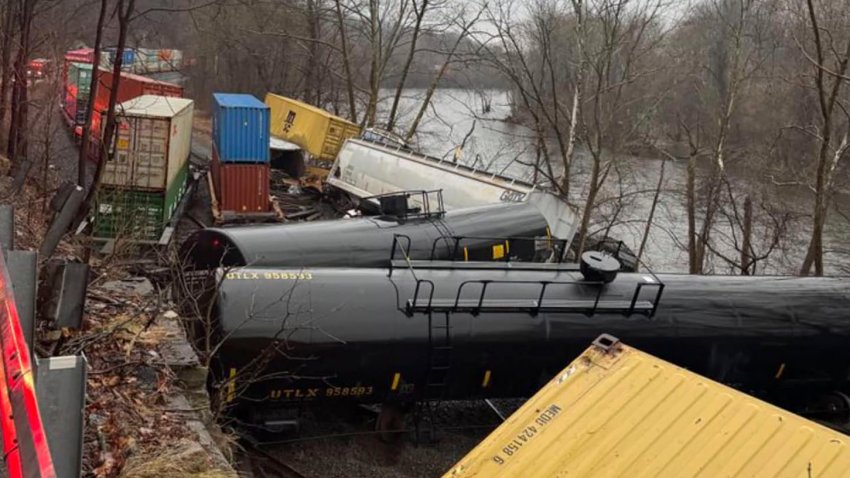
[26,59,50,80]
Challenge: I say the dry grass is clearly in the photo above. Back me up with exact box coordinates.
[119,439,237,478]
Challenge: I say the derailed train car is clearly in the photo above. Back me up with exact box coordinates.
[182,195,575,269]
[203,259,850,426]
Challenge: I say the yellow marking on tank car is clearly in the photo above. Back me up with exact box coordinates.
[505,240,510,255]
[492,244,505,260]
[391,372,401,391]
[482,370,492,388]
[226,367,237,403]
[463,246,469,262]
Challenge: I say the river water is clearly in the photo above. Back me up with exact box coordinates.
[381,88,850,274]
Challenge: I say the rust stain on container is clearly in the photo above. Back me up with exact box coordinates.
[446,335,850,477]
[212,146,270,213]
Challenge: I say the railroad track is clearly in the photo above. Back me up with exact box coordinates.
[243,442,309,478]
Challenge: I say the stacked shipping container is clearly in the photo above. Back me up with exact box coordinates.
[61,48,183,141]
[94,95,194,241]
[86,70,184,159]
[99,47,184,74]
[211,93,271,214]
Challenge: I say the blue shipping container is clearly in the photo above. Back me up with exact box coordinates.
[104,47,136,68]
[212,93,270,163]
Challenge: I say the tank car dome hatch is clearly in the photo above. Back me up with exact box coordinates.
[580,251,620,283]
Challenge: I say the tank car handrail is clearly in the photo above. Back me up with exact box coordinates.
[629,281,665,317]
[362,189,447,219]
[408,279,436,314]
[389,234,413,276]
[358,139,536,189]
[405,276,665,317]
[452,279,604,316]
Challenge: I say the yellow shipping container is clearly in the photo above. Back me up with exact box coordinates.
[446,335,850,478]
[265,93,361,161]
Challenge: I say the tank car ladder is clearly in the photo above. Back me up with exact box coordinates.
[416,307,455,441]
[390,235,455,441]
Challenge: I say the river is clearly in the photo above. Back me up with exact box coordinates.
[380,88,850,275]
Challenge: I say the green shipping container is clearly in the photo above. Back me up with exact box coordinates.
[94,162,189,241]
[68,62,93,96]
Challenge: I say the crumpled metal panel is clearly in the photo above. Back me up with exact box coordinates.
[446,337,850,477]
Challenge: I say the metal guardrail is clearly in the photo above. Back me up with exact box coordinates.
[0,247,56,478]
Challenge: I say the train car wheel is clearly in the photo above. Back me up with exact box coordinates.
[376,403,405,443]
[809,391,850,426]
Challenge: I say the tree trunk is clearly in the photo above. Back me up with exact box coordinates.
[305,0,321,105]
[0,0,14,149]
[637,158,666,266]
[687,153,698,273]
[334,0,357,121]
[364,0,381,127]
[574,152,601,258]
[386,0,428,132]
[78,0,109,186]
[81,0,134,221]
[740,195,752,275]
[7,0,33,166]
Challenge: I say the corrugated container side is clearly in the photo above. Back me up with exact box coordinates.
[102,97,193,189]
[93,188,166,241]
[88,70,184,139]
[164,161,189,220]
[265,93,360,161]
[212,94,270,163]
[445,338,850,478]
[64,48,95,64]
[165,102,193,188]
[104,116,170,189]
[212,146,270,213]
[68,62,93,96]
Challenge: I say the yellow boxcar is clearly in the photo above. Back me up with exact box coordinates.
[446,334,850,478]
[265,93,360,161]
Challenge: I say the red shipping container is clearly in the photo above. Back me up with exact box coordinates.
[63,48,95,90]
[64,48,95,64]
[211,146,270,213]
[89,69,183,139]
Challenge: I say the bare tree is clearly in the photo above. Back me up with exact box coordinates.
[7,0,35,166]
[797,0,850,276]
[77,0,108,186]
[386,0,431,132]
[80,0,135,237]
[0,1,15,147]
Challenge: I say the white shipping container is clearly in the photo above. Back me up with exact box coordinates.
[103,95,194,191]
